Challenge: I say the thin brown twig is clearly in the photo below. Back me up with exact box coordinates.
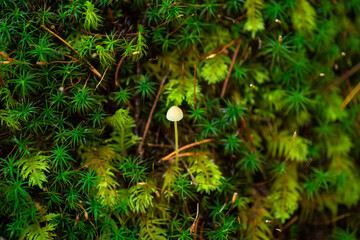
[64,76,81,91]
[235,14,247,21]
[340,80,360,109]
[169,14,194,36]
[113,184,119,201]
[82,74,91,89]
[328,62,360,90]
[216,193,237,229]
[0,71,3,87]
[198,39,237,60]
[193,215,199,240]
[95,66,109,90]
[153,14,184,29]
[41,25,102,78]
[138,70,170,155]
[108,8,115,23]
[190,203,200,235]
[166,152,212,160]
[199,222,205,240]
[253,173,278,186]
[180,2,202,7]
[181,159,197,184]
[160,139,214,161]
[115,54,126,86]
[345,78,357,105]
[311,213,350,225]
[25,0,37,13]
[41,25,78,53]
[146,143,173,148]
[2,144,17,162]
[221,40,242,98]
[0,52,33,65]
[36,60,79,65]
[281,215,298,232]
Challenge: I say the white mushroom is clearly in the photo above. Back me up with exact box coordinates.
[166,106,183,164]
[166,106,183,122]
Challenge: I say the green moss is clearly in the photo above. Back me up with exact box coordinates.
[1,0,360,239]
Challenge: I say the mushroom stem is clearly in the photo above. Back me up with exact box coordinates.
[174,121,179,163]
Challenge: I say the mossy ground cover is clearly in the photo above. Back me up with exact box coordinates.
[1,0,360,239]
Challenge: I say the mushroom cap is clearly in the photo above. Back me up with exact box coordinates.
[166,106,183,122]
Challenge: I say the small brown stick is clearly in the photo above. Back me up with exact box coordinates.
[153,14,184,29]
[167,152,212,160]
[41,25,102,78]
[82,74,91,89]
[86,62,102,78]
[180,2,202,7]
[95,66,109,90]
[198,39,238,60]
[235,14,247,21]
[190,203,200,235]
[194,64,197,109]
[311,213,350,225]
[64,76,82,91]
[221,40,242,98]
[199,222,205,240]
[25,0,37,13]
[41,25,78,53]
[181,159,197,184]
[160,139,214,161]
[253,173,278,186]
[215,192,238,229]
[193,215,199,240]
[1,144,18,163]
[0,52,12,62]
[340,80,360,109]
[36,60,79,65]
[0,71,3,87]
[280,215,298,232]
[0,52,33,65]
[75,202,88,219]
[184,198,191,216]
[239,43,249,61]
[345,78,357,105]
[169,14,194,36]
[108,8,115,23]
[125,32,149,36]
[138,70,170,154]
[115,54,126,86]
[146,143,173,148]
[113,184,119,201]
[328,62,360,90]
[62,53,78,60]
